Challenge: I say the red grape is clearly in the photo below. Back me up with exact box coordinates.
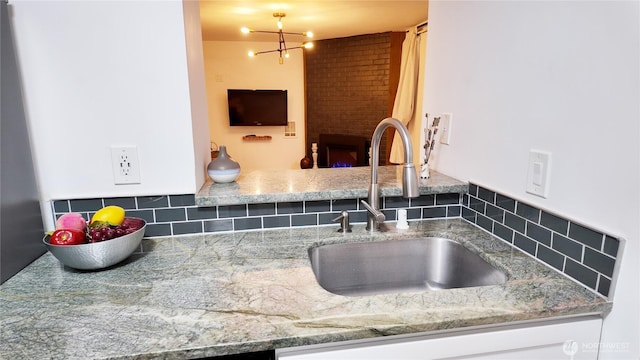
[86,218,142,242]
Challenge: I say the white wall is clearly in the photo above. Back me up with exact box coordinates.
[425,1,639,358]
[203,41,305,173]
[182,0,211,189]
[9,0,207,229]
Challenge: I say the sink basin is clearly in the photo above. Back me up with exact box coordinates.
[308,237,507,296]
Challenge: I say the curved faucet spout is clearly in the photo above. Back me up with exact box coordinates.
[364,117,420,231]
[370,118,415,185]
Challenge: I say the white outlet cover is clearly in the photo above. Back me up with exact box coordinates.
[526,150,551,198]
[111,146,141,185]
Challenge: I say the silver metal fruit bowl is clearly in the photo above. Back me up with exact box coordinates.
[43,218,146,270]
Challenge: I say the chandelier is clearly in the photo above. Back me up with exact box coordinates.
[241,12,313,64]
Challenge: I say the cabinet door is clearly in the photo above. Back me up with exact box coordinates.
[277,317,601,360]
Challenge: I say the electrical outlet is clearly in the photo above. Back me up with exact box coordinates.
[439,113,452,145]
[111,146,141,185]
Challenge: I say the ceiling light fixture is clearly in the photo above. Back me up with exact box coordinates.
[241,12,313,64]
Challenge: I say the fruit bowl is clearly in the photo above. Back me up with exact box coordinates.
[43,218,146,270]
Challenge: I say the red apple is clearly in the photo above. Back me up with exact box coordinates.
[49,229,87,245]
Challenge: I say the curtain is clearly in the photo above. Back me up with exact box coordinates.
[389,28,420,164]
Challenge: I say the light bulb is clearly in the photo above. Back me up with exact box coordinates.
[285,52,290,58]
[277,19,283,29]
[248,50,256,57]
[304,31,313,38]
[240,27,251,34]
[303,42,314,49]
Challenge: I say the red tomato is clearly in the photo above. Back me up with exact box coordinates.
[49,229,87,245]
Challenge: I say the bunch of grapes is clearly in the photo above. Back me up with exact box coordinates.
[87,218,144,243]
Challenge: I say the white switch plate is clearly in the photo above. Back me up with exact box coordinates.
[526,150,551,198]
[111,146,141,185]
[439,113,452,145]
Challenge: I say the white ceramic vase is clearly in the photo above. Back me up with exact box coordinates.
[207,146,241,183]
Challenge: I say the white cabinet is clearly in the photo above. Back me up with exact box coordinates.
[277,317,601,360]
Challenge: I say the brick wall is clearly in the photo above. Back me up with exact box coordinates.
[305,33,395,163]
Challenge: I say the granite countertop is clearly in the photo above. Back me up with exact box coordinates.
[196,166,468,206]
[0,219,609,360]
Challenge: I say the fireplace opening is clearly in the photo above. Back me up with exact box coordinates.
[318,134,370,168]
[327,145,357,168]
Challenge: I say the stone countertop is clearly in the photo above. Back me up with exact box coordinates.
[196,166,468,206]
[0,219,609,360]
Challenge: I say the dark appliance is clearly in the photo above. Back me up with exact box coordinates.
[1,0,46,283]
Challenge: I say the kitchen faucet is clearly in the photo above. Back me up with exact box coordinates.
[361,117,420,231]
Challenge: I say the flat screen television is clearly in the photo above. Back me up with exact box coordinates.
[227,89,288,126]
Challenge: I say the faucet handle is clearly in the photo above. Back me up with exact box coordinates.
[360,200,386,223]
[332,210,352,233]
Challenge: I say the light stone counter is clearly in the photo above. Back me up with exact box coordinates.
[196,166,468,206]
[0,219,609,359]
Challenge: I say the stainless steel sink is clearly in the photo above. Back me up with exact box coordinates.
[308,237,507,296]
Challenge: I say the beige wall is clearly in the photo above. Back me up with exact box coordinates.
[202,41,306,173]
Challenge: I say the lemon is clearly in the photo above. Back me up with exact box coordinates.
[91,205,125,226]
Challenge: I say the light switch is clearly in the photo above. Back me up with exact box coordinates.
[439,113,452,145]
[532,161,543,186]
[526,150,551,198]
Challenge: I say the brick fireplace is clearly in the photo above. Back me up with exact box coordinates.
[304,32,405,167]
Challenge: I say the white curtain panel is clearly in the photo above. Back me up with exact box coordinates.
[389,28,420,164]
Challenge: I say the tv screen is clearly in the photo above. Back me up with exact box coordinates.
[227,89,288,126]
